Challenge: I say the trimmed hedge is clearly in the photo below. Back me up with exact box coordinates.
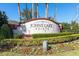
[0,34,79,47]
[32,32,74,38]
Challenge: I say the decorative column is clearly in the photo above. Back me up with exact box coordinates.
[45,3,48,18]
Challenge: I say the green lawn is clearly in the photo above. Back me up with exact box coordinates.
[55,49,79,56]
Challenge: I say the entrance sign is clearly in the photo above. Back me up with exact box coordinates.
[20,19,60,35]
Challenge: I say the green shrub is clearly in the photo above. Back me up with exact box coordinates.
[0,34,79,47]
[13,34,21,39]
[0,24,13,39]
[32,32,74,38]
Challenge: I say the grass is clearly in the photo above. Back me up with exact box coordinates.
[55,49,79,56]
[0,49,79,56]
[0,52,22,56]
[0,50,79,56]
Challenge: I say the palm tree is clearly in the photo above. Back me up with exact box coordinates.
[34,3,38,18]
[45,3,48,18]
[18,3,21,21]
[32,3,34,18]
[54,4,57,20]
[21,4,32,20]
[21,8,32,20]
[21,3,39,20]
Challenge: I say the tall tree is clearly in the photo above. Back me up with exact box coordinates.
[71,21,79,33]
[45,3,48,18]
[0,11,8,28]
[61,22,71,32]
[21,3,39,20]
[34,3,38,18]
[18,3,21,21]
[0,11,13,39]
[61,21,79,33]
[21,4,32,20]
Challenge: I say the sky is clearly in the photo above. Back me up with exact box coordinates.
[0,3,79,23]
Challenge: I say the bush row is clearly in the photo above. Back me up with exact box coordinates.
[0,34,79,47]
[32,32,74,38]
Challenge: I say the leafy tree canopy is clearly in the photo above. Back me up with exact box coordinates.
[0,11,13,39]
[0,11,8,28]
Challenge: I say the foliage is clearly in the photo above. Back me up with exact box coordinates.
[48,17,57,22]
[70,21,79,33]
[32,32,74,38]
[61,21,79,33]
[0,11,8,28]
[0,24,13,39]
[21,7,32,20]
[1,34,79,47]
[0,34,79,55]
[61,22,71,32]
[0,11,13,39]
[13,34,21,39]
[1,39,79,56]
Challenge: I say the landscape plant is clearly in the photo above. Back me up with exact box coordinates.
[0,33,79,47]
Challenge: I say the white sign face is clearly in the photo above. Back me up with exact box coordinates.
[21,19,60,35]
